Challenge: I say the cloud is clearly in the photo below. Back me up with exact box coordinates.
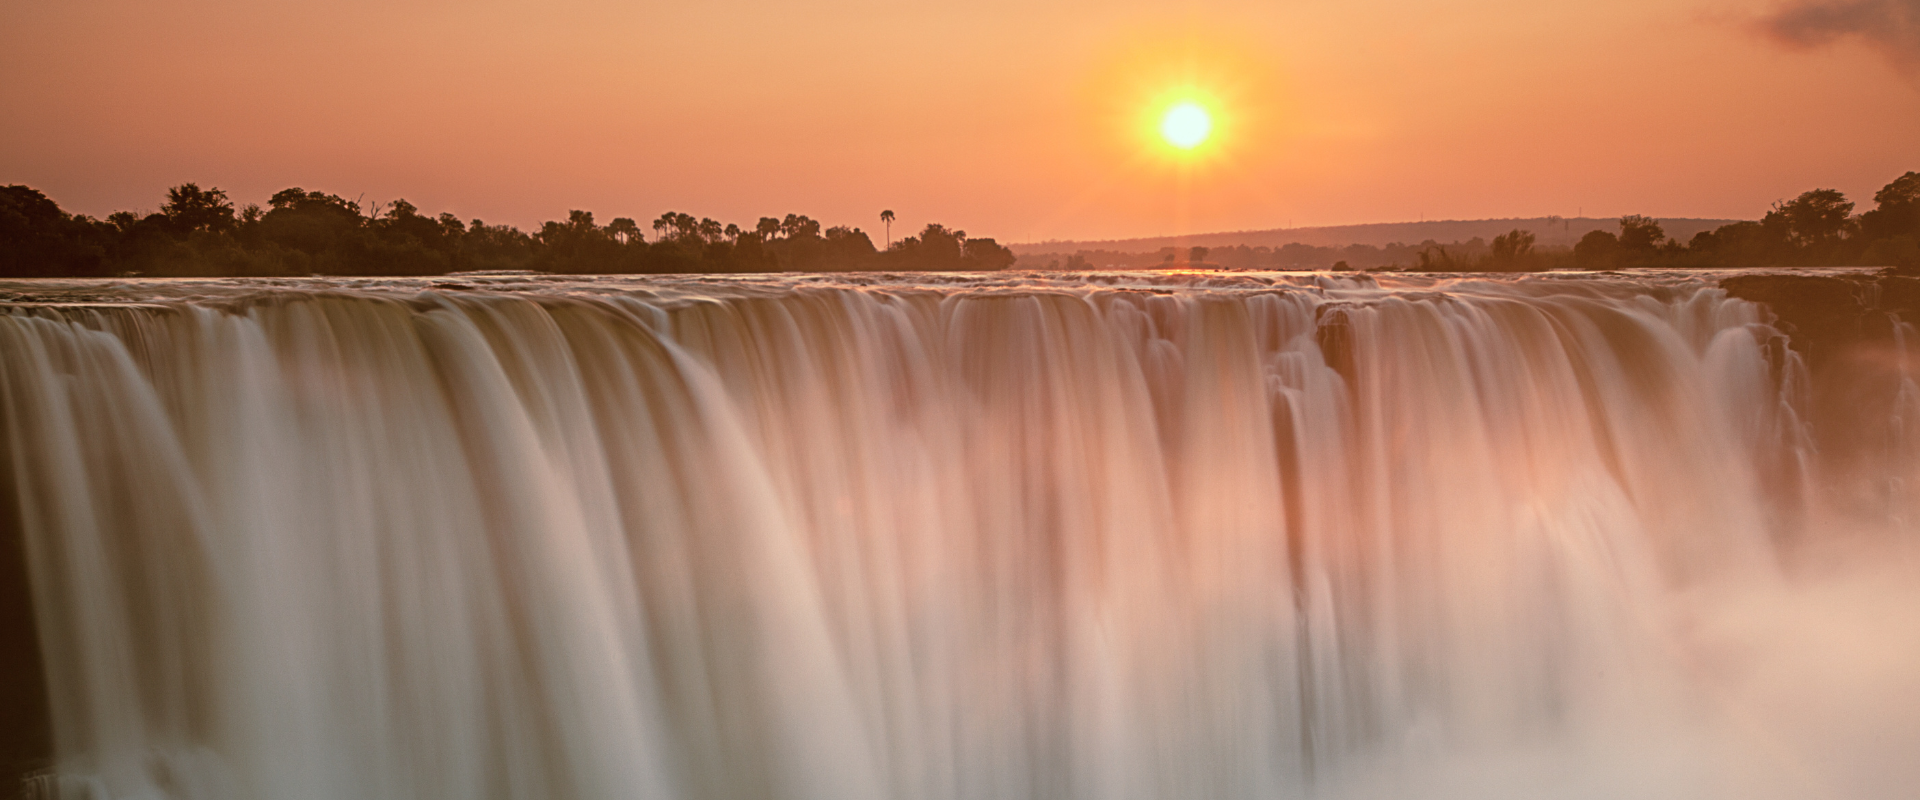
[1755,0,1920,74]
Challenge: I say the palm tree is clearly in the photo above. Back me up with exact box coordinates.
[880,209,895,249]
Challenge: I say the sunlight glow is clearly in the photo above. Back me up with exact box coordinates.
[1160,103,1212,149]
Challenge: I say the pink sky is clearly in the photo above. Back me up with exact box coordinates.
[3,0,1916,243]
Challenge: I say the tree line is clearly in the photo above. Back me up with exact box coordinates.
[1024,170,1920,273]
[0,184,1017,278]
[7,171,1918,278]
[1559,174,1918,271]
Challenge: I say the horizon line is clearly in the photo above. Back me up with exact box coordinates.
[1014,215,1751,248]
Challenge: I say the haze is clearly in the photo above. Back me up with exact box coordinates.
[3,0,1917,242]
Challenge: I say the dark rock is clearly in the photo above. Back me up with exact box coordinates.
[1722,272,1920,520]
[1719,274,1879,368]
[1315,305,1356,383]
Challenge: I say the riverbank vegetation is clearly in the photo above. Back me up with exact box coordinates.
[5,171,1917,276]
[0,185,1016,278]
[1021,170,1919,273]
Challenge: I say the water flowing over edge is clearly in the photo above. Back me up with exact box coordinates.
[4,270,1920,800]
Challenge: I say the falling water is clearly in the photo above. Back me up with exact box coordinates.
[2,272,1916,800]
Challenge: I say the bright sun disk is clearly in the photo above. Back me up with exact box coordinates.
[1160,102,1212,149]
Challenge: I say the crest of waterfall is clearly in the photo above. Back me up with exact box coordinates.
[0,273,1867,800]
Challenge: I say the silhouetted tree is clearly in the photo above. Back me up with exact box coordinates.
[1616,215,1665,259]
[779,213,821,240]
[0,185,107,277]
[1861,172,1920,247]
[890,223,964,269]
[537,209,634,273]
[1855,174,1920,268]
[607,217,640,245]
[730,230,770,272]
[823,225,878,268]
[1575,229,1619,269]
[258,188,364,257]
[461,219,539,272]
[1487,229,1537,271]
[880,209,895,249]
[1766,189,1855,255]
[160,183,236,235]
[340,198,462,275]
[963,237,1017,270]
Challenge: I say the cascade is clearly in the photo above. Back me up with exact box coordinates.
[2,272,1916,800]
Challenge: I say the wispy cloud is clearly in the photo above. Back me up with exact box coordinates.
[1754,0,1920,74]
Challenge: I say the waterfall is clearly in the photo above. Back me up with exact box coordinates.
[2,273,1912,800]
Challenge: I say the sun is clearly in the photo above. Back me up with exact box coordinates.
[1159,102,1212,150]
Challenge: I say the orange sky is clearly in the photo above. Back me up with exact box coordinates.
[3,0,1916,243]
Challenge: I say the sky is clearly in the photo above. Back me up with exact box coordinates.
[2,0,1917,243]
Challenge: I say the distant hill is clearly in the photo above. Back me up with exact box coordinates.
[1012,217,1745,254]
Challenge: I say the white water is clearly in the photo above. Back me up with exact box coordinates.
[4,272,1918,800]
